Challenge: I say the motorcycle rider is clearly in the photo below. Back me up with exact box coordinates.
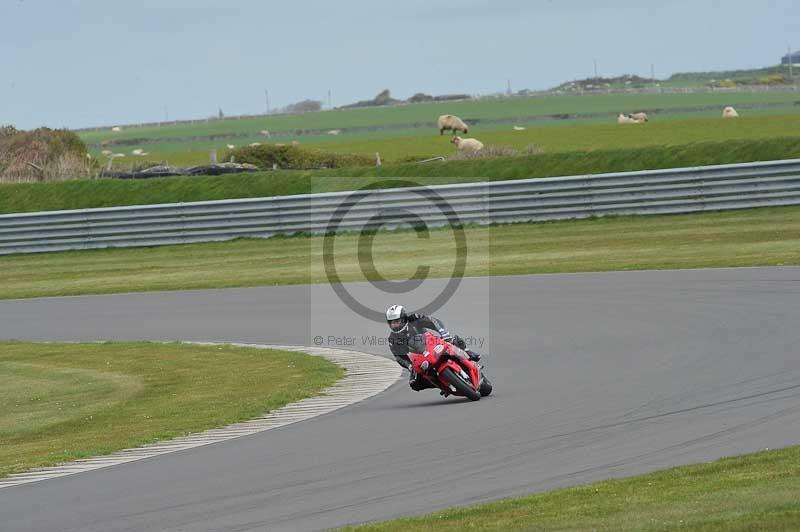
[386,304,482,391]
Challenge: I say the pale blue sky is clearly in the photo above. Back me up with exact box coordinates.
[1,0,797,129]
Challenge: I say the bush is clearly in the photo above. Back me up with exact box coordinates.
[0,126,93,183]
[408,92,434,103]
[281,99,323,113]
[340,89,401,109]
[226,144,373,170]
[432,93,472,102]
[407,93,472,103]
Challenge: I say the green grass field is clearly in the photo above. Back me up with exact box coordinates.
[1,206,798,300]
[339,445,800,531]
[91,111,800,167]
[81,91,800,143]
[310,114,800,161]
[0,341,342,478]
[80,91,800,166]
[3,135,800,214]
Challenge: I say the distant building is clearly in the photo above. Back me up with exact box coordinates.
[782,51,800,65]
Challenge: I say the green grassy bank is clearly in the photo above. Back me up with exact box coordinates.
[0,341,342,478]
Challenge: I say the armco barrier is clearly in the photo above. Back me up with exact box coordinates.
[1,159,800,255]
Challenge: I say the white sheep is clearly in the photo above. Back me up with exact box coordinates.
[226,144,235,149]
[438,114,469,135]
[513,126,526,131]
[723,106,739,118]
[451,136,483,153]
[249,142,262,147]
[327,129,342,135]
[617,113,641,124]
[630,112,649,122]
[259,129,271,137]
[111,126,122,132]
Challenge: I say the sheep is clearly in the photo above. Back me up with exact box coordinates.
[259,129,271,137]
[249,142,262,147]
[617,113,639,124]
[438,114,469,135]
[630,112,649,122]
[111,126,122,132]
[226,144,235,149]
[513,126,526,131]
[451,136,483,153]
[327,129,342,135]
[101,149,113,156]
[723,106,739,118]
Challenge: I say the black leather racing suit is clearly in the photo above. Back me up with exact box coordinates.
[388,313,476,391]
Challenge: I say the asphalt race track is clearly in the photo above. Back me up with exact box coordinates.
[1,267,799,531]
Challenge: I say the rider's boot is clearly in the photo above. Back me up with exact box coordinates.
[466,349,481,362]
[409,370,436,392]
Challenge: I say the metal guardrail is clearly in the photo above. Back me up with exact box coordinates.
[2,158,800,255]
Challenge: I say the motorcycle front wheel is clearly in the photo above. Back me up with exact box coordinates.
[440,367,481,401]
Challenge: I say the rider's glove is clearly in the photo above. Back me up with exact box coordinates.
[407,313,423,322]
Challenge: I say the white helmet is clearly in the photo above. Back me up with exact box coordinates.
[386,304,408,333]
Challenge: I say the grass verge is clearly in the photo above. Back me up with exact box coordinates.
[1,206,798,300]
[2,135,800,214]
[338,445,800,531]
[0,341,343,478]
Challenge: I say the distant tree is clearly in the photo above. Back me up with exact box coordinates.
[406,92,470,103]
[373,89,393,105]
[340,89,401,109]
[283,99,323,113]
[408,92,434,103]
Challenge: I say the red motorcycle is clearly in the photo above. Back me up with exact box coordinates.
[407,330,493,401]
